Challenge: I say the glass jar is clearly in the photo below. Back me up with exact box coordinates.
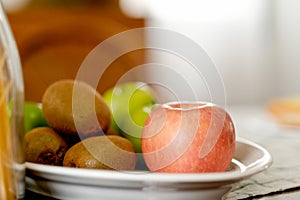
[0,2,25,200]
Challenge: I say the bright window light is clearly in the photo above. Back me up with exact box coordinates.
[120,0,265,22]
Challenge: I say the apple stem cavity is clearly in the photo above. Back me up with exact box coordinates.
[162,101,215,111]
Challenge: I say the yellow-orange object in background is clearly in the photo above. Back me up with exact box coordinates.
[268,97,300,127]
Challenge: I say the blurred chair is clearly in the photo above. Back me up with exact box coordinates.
[7,3,145,101]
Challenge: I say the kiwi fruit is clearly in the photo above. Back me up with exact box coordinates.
[63,135,136,170]
[25,127,68,166]
[42,79,111,139]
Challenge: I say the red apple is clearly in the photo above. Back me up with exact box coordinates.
[141,101,235,173]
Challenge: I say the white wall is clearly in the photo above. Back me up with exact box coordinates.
[274,0,300,97]
[121,0,300,105]
[121,0,276,105]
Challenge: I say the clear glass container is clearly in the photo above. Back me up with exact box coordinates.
[0,2,25,200]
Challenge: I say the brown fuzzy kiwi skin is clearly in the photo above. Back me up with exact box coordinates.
[42,79,111,139]
[25,127,68,166]
[63,135,137,170]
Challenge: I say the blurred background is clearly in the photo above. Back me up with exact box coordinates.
[2,0,300,105]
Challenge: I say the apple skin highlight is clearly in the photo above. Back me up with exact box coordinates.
[141,102,236,173]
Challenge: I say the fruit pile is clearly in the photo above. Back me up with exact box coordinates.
[25,80,154,170]
[24,79,236,173]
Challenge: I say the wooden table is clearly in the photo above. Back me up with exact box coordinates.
[224,105,300,200]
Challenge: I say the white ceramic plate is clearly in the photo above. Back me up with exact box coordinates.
[25,137,272,200]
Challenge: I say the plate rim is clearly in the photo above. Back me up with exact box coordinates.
[25,137,272,185]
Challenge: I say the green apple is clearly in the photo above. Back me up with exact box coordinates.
[8,101,49,133]
[24,102,48,133]
[103,82,156,152]
[122,104,154,153]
